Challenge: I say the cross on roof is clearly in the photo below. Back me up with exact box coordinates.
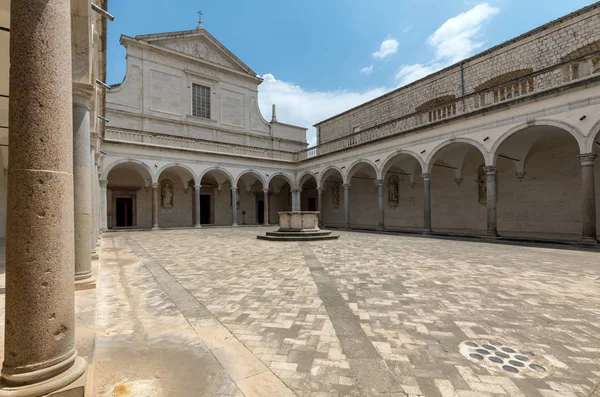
[197,10,203,24]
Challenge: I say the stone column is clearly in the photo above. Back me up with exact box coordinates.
[297,189,303,211]
[100,180,108,231]
[231,187,238,226]
[73,84,93,286]
[578,153,598,244]
[317,188,323,224]
[262,188,269,225]
[194,185,201,228]
[422,173,432,233]
[343,184,350,229]
[152,183,159,230]
[1,0,87,394]
[291,189,299,211]
[377,180,385,231]
[484,166,498,236]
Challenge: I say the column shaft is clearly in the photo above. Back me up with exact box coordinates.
[73,86,93,285]
[422,173,432,233]
[377,180,384,231]
[343,184,350,229]
[194,185,201,228]
[317,188,323,224]
[578,154,598,243]
[2,0,86,392]
[232,188,238,226]
[484,166,498,236]
[100,181,107,230]
[152,184,158,229]
[263,189,269,225]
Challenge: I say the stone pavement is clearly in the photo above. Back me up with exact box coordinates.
[95,228,600,396]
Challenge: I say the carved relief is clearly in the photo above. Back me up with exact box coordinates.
[161,180,174,209]
[477,165,486,204]
[332,183,340,208]
[163,40,236,69]
[388,176,399,207]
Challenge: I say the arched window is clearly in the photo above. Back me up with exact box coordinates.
[560,40,600,82]
[474,69,534,106]
[415,95,457,124]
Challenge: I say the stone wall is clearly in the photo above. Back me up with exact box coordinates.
[317,4,600,144]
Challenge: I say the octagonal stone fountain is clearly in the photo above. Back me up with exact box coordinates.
[257,211,339,241]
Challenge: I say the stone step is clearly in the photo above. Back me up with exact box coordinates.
[257,234,340,242]
[266,231,333,237]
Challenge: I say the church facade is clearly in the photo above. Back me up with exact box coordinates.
[101,3,600,244]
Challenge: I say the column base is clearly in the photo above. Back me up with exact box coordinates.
[232,223,238,227]
[151,226,159,230]
[422,229,432,235]
[75,272,96,291]
[194,224,202,229]
[0,357,87,397]
[579,237,599,245]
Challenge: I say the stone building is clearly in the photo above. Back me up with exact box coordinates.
[0,0,600,394]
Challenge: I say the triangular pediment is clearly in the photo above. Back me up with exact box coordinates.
[135,29,257,77]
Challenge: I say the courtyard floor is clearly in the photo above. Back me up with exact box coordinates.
[89,227,600,397]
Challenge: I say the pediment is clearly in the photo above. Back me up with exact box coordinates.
[138,29,256,77]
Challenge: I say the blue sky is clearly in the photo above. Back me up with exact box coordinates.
[106,0,595,145]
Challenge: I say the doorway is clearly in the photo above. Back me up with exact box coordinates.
[257,199,264,224]
[200,194,211,224]
[116,198,133,227]
[308,197,317,211]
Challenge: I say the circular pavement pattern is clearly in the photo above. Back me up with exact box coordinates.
[459,340,555,378]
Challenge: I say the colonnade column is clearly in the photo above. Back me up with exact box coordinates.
[263,188,269,225]
[152,183,159,230]
[343,184,350,229]
[317,187,323,224]
[422,173,432,233]
[73,84,94,286]
[484,166,498,236]
[1,0,87,393]
[291,189,299,211]
[231,187,238,226]
[194,185,201,228]
[377,180,384,231]
[100,180,108,231]
[578,153,598,244]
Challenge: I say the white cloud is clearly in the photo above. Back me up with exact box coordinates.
[372,39,399,60]
[395,3,499,86]
[360,65,374,75]
[258,74,388,147]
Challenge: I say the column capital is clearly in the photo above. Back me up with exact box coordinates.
[317,187,324,192]
[263,188,269,194]
[343,183,350,189]
[483,166,498,175]
[99,180,108,187]
[421,173,431,180]
[194,184,201,191]
[291,189,299,193]
[231,186,238,192]
[152,183,158,189]
[72,82,94,107]
[377,179,385,186]
[577,153,598,166]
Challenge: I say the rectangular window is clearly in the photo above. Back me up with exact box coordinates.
[192,83,211,119]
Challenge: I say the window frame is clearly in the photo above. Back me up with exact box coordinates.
[191,82,212,119]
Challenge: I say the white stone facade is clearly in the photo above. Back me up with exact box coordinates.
[99,4,600,244]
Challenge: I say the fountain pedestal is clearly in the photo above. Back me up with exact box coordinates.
[257,211,339,241]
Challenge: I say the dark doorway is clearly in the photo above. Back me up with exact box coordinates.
[257,199,265,224]
[200,194,211,224]
[116,198,133,227]
[308,197,317,211]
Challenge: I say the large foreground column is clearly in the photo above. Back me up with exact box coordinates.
[343,184,350,229]
[377,180,384,231]
[73,84,93,286]
[194,185,201,228]
[422,173,432,233]
[317,188,323,224]
[152,183,159,229]
[231,187,238,226]
[263,188,269,225]
[578,153,598,244]
[484,166,498,236]
[1,0,87,394]
[100,180,108,230]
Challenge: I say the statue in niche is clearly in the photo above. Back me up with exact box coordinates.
[388,176,399,205]
[161,181,173,209]
[477,165,487,204]
[332,183,340,208]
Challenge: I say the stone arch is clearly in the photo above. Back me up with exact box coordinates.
[235,170,267,188]
[298,171,318,188]
[266,172,294,189]
[344,159,379,184]
[425,138,489,173]
[587,118,600,154]
[490,120,586,165]
[155,163,198,187]
[381,149,426,176]
[102,158,155,185]
[317,166,344,190]
[198,167,235,186]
